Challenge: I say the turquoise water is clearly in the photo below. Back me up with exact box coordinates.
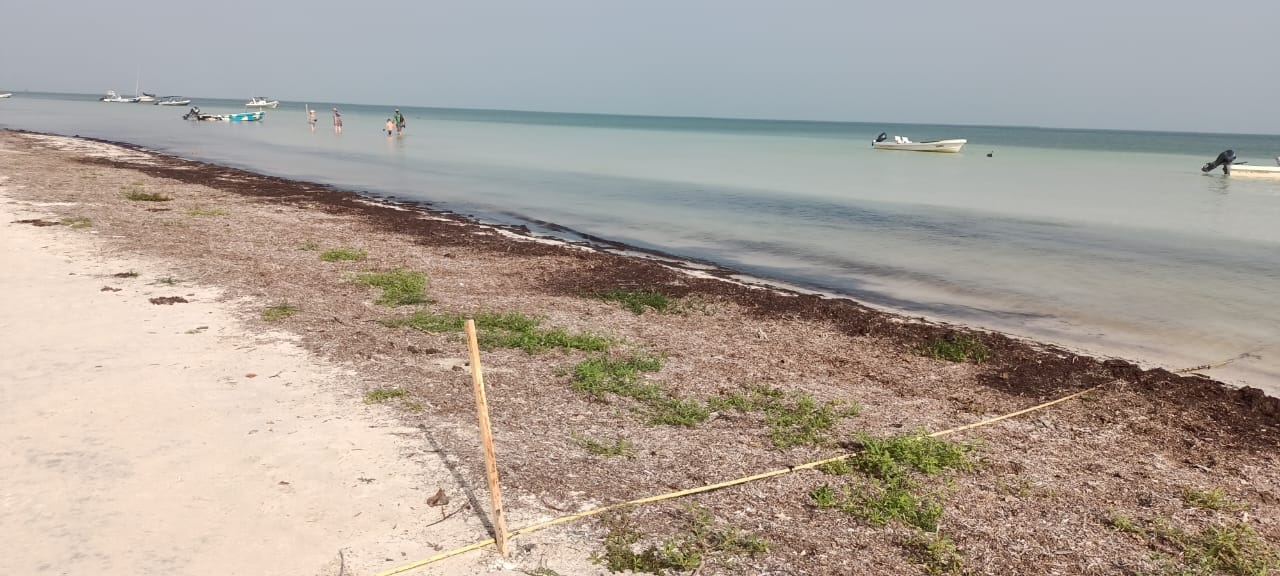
[4,92,1279,392]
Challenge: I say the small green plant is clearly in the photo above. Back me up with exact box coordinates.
[597,289,675,315]
[300,239,320,251]
[817,458,855,476]
[647,397,711,427]
[709,385,859,448]
[364,387,407,403]
[124,190,172,202]
[571,354,665,401]
[919,333,991,363]
[591,507,767,574]
[571,433,635,458]
[384,310,609,353]
[852,433,974,480]
[523,567,563,576]
[404,401,425,413]
[156,276,181,286]
[1105,515,1280,576]
[188,207,227,216]
[262,303,299,321]
[902,532,964,575]
[112,271,140,278]
[62,216,92,228]
[355,269,427,306]
[320,247,367,262]
[1181,487,1245,512]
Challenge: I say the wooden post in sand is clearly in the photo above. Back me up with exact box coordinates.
[464,319,510,558]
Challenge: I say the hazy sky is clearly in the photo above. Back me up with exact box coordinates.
[4,0,1279,133]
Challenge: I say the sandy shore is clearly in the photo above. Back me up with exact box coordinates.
[0,139,602,575]
[2,129,1277,575]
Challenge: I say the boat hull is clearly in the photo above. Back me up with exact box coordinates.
[873,139,967,153]
[0,93,11,99]
[1225,164,1280,177]
[156,99,192,106]
[245,100,279,109]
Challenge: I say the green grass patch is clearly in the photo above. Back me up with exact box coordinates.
[810,481,944,532]
[355,269,427,306]
[262,303,299,322]
[300,239,320,251]
[124,190,172,202]
[187,207,227,216]
[571,354,665,401]
[647,397,711,427]
[320,247,367,262]
[919,333,991,363]
[1104,514,1280,576]
[810,433,974,533]
[384,310,609,353]
[570,354,710,426]
[364,387,407,403]
[571,433,635,458]
[591,506,767,574]
[709,385,860,448]
[597,289,675,315]
[62,216,92,228]
[901,532,964,575]
[1181,487,1245,512]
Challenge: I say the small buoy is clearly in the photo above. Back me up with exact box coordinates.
[986,151,994,158]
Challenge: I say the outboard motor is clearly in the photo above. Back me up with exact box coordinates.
[183,106,201,120]
[874,132,887,146]
[1201,149,1236,174]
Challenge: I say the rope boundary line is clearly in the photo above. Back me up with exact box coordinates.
[374,381,1109,576]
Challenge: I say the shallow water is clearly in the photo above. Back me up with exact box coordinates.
[4,92,1278,393]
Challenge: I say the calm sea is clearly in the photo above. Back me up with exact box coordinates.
[4,92,1278,394]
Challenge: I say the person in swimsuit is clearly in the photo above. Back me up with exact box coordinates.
[393,109,406,135]
[385,118,395,136]
[332,107,343,133]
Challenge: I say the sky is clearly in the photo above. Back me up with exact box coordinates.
[3,0,1280,134]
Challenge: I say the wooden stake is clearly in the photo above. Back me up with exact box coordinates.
[464,319,510,558]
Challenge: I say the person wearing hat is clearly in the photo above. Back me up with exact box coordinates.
[393,109,406,135]
[332,107,343,133]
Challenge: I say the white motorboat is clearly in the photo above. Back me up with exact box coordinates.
[245,96,279,109]
[872,133,967,153]
[135,92,157,103]
[100,90,139,103]
[1201,150,1280,177]
[0,93,11,99]
[155,96,192,106]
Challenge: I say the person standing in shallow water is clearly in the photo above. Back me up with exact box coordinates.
[332,107,342,134]
[393,109,406,136]
[385,118,395,136]
[308,108,317,131]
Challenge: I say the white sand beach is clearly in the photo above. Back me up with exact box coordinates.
[0,181,600,575]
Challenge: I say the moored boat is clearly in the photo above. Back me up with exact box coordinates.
[1200,150,1280,177]
[245,96,279,109]
[0,93,12,99]
[183,107,264,122]
[155,96,192,106]
[872,132,967,153]
[100,90,139,103]
[135,92,157,103]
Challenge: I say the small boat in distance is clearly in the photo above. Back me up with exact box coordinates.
[0,93,12,99]
[872,132,967,153]
[245,96,279,109]
[135,92,157,103]
[155,96,192,106]
[100,90,139,103]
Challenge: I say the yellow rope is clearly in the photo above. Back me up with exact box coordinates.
[374,381,1109,576]
[1172,347,1262,374]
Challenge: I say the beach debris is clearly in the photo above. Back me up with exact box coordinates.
[13,218,60,226]
[149,296,188,305]
[100,286,121,292]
